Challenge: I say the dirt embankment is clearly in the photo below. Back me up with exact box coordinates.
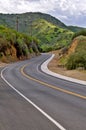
[67,39,78,55]
[48,50,86,81]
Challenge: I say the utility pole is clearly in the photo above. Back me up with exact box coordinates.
[29,20,32,37]
[16,16,19,32]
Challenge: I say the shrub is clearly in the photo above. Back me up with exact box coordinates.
[54,27,58,32]
[72,30,86,40]
[66,51,86,70]
[22,44,28,57]
[14,37,29,58]
[0,37,10,55]
[29,48,33,53]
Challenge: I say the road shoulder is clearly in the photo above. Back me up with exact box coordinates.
[41,53,86,85]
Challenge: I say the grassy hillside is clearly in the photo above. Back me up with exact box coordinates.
[0,12,74,52]
[0,12,85,32]
[0,12,67,30]
[0,25,39,62]
[31,19,73,51]
[68,26,86,32]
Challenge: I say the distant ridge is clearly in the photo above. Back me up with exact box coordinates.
[68,25,86,32]
[0,12,85,52]
[0,12,67,30]
[0,12,73,51]
[0,12,85,32]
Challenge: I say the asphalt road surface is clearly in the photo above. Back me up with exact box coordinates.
[0,54,86,130]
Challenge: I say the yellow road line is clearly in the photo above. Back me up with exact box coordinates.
[21,64,86,100]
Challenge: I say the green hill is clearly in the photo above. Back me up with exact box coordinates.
[31,19,73,51]
[0,12,74,52]
[0,12,67,30]
[0,12,85,32]
[1,12,86,53]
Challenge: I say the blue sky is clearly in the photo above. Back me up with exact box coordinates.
[0,0,86,27]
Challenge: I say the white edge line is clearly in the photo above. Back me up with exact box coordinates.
[1,67,66,130]
[41,54,86,86]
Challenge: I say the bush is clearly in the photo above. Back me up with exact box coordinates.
[29,48,33,53]
[0,37,10,55]
[23,34,31,48]
[41,44,53,52]
[66,51,86,70]
[22,44,28,57]
[54,27,58,32]
[72,30,86,40]
[14,36,29,58]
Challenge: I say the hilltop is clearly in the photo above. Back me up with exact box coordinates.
[68,26,85,32]
[0,12,85,31]
[0,12,74,51]
[0,12,67,30]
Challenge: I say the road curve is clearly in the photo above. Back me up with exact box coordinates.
[41,54,86,85]
[0,53,86,130]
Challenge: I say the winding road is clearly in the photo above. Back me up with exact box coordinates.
[0,53,86,130]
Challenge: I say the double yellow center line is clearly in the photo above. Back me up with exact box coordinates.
[21,64,86,100]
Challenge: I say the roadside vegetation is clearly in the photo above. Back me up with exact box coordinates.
[59,30,86,70]
[66,35,86,70]
[0,25,40,62]
[0,12,86,66]
[0,13,74,52]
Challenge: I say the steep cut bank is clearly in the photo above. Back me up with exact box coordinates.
[0,25,40,63]
[66,36,86,70]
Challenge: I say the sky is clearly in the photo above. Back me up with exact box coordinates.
[0,0,86,27]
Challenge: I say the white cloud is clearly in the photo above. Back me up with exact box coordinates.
[0,0,86,15]
[0,0,86,27]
